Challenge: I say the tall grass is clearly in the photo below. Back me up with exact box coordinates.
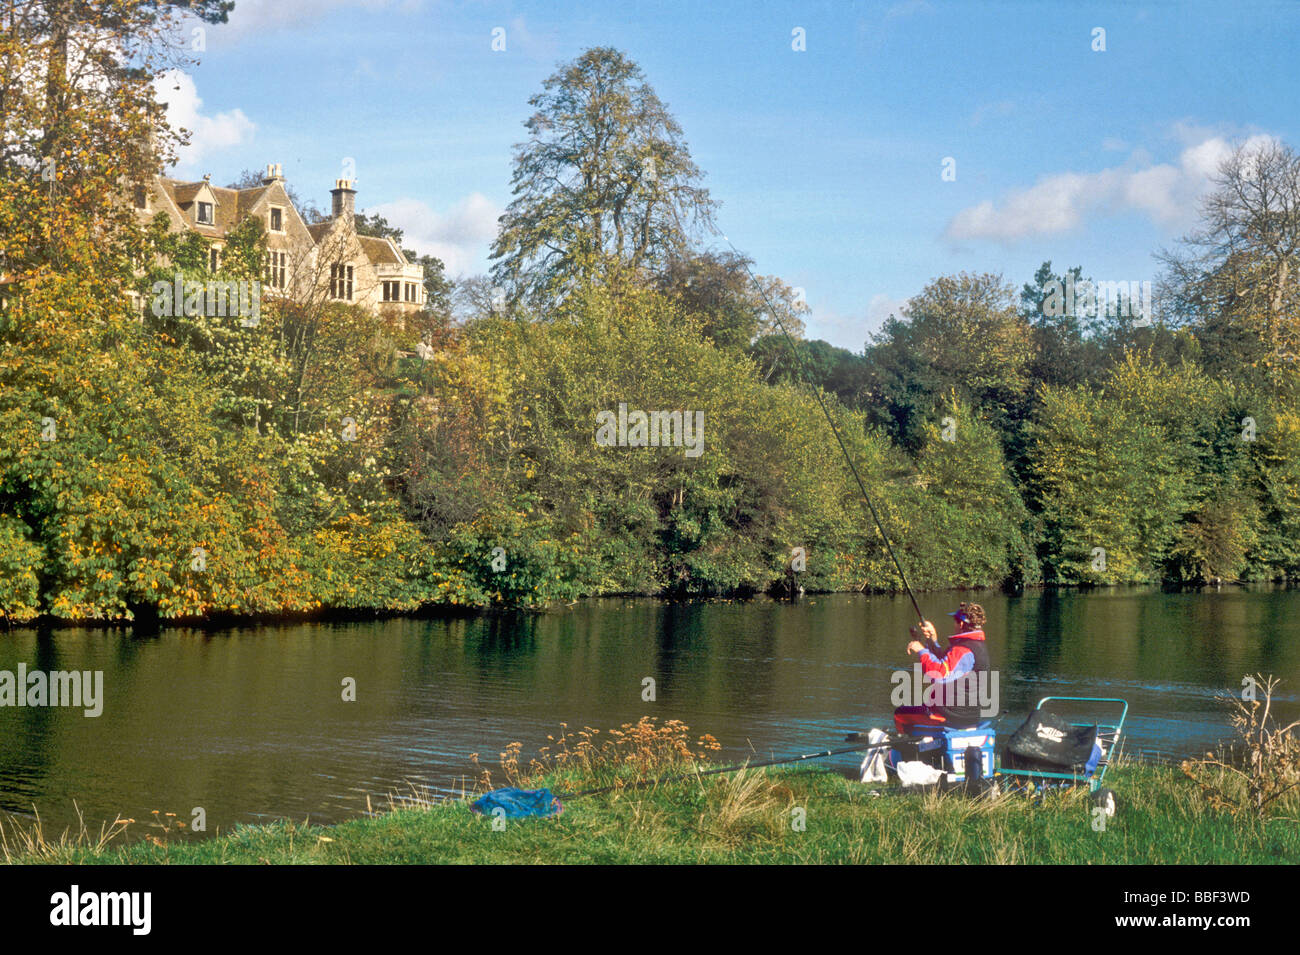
[472,716,723,794]
[0,803,131,863]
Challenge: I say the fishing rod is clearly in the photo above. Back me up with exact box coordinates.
[716,231,925,624]
[558,737,898,799]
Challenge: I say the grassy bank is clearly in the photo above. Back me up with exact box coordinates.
[5,760,1297,865]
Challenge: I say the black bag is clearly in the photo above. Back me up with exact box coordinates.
[1003,708,1099,772]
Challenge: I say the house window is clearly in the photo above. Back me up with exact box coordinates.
[133,186,147,210]
[382,280,400,302]
[209,246,220,273]
[197,201,213,225]
[269,207,283,232]
[330,263,353,300]
[264,251,287,289]
[404,282,415,302]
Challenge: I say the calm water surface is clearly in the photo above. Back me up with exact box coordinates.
[1,588,1297,834]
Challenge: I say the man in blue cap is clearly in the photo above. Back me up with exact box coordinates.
[893,602,991,732]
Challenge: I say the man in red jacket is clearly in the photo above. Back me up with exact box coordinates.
[893,602,991,732]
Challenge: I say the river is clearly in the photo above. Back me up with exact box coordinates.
[1,587,1297,835]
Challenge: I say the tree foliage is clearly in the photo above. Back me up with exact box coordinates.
[4,33,1300,623]
[490,47,716,308]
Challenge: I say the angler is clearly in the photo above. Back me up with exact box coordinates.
[893,602,997,731]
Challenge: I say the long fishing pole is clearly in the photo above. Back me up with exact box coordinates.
[716,232,925,623]
[558,737,897,799]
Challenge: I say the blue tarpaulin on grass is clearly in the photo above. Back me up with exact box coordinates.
[470,788,563,819]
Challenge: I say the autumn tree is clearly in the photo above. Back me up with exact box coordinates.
[1159,139,1300,390]
[2,1,233,281]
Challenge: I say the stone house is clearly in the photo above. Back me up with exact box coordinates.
[135,164,426,317]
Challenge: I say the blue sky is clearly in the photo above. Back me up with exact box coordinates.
[160,0,1300,350]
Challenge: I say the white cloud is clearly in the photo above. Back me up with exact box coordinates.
[154,70,255,172]
[943,133,1279,244]
[366,193,502,276]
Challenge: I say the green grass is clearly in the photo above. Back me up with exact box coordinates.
[5,760,1298,864]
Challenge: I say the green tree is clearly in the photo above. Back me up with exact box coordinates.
[909,394,1038,588]
[865,272,1032,452]
[490,47,717,307]
[658,250,807,351]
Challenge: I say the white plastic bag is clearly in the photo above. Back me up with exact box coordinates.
[896,760,946,788]
[859,728,890,782]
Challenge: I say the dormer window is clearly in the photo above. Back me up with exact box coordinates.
[197,201,213,225]
[269,206,283,232]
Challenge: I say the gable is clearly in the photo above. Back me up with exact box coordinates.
[358,235,405,266]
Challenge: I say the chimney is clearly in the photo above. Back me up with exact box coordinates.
[261,162,284,186]
[331,178,356,221]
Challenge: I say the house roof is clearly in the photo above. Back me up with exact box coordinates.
[150,176,412,270]
[167,180,206,205]
[236,186,271,218]
[157,178,240,232]
[359,235,403,266]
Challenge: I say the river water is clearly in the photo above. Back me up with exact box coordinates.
[1,587,1297,835]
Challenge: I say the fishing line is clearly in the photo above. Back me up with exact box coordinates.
[715,231,924,623]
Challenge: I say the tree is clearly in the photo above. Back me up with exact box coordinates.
[1028,354,1237,583]
[32,1,232,159]
[748,336,869,408]
[352,210,403,243]
[4,2,170,282]
[864,272,1032,452]
[910,394,1038,588]
[1019,261,1101,389]
[1159,139,1300,390]
[451,275,503,322]
[490,47,717,307]
[659,250,806,351]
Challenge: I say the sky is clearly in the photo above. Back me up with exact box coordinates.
[157,0,1300,351]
